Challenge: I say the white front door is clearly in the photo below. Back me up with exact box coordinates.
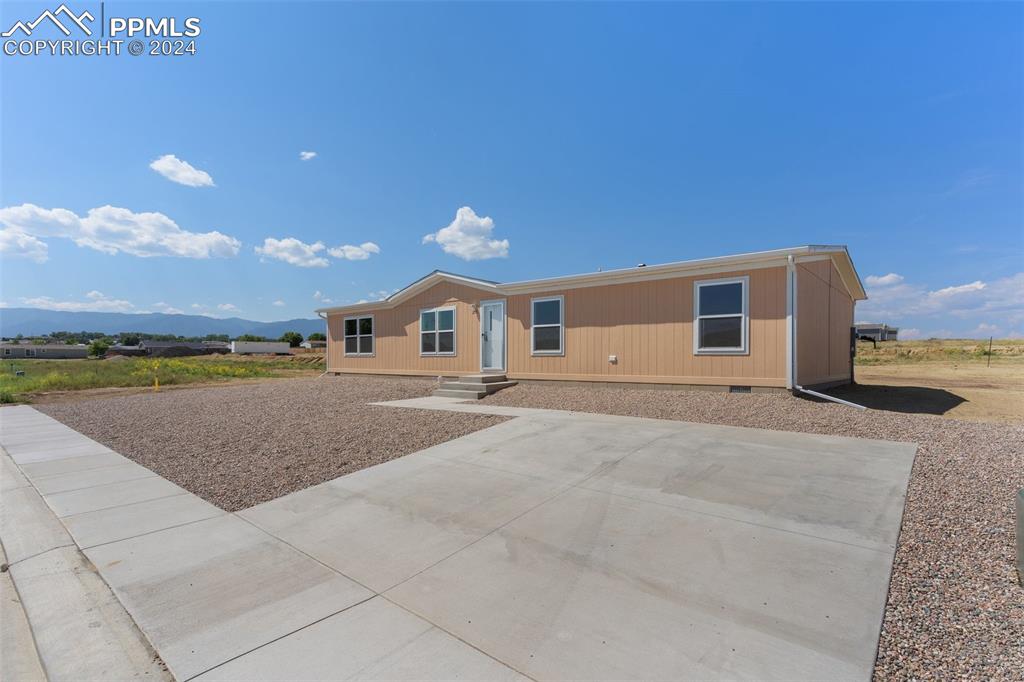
[480,300,506,371]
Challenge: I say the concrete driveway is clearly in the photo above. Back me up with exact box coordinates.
[2,401,916,681]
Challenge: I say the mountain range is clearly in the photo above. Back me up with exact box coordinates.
[0,308,326,339]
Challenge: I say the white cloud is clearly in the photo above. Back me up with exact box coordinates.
[21,291,134,313]
[255,237,329,268]
[864,273,904,287]
[313,290,333,304]
[0,204,240,260]
[149,154,215,187]
[190,303,205,310]
[0,228,49,263]
[217,303,240,313]
[272,300,286,307]
[422,206,509,261]
[858,272,1024,337]
[931,281,985,297]
[299,151,317,161]
[327,241,380,261]
[900,328,921,340]
[151,302,184,315]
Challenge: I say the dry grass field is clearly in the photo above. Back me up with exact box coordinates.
[839,339,1024,423]
[0,353,325,404]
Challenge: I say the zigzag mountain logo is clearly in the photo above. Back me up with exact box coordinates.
[2,4,94,37]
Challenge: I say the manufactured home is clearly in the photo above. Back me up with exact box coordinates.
[0,344,89,359]
[230,341,292,355]
[316,246,866,391]
[855,323,899,342]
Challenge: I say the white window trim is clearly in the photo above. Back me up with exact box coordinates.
[420,305,457,357]
[343,314,375,357]
[693,276,749,356]
[531,295,565,356]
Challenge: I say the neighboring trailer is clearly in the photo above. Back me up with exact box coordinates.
[855,323,899,342]
[138,341,230,357]
[317,246,866,391]
[0,344,89,359]
[230,341,292,355]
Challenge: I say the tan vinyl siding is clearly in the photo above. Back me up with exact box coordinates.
[328,266,789,387]
[327,281,484,374]
[796,260,855,387]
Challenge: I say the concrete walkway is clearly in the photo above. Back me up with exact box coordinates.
[0,405,170,681]
[1,401,916,681]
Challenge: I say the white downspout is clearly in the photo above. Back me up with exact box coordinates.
[786,255,796,390]
[316,312,329,378]
[788,255,866,410]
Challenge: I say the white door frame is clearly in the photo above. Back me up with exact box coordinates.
[479,298,507,372]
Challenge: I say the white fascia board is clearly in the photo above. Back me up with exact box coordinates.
[316,245,866,315]
[501,247,821,294]
[797,245,867,301]
[316,272,500,316]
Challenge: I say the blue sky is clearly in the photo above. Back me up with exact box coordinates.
[1,1,1021,338]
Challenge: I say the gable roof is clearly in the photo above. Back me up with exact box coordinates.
[315,245,866,315]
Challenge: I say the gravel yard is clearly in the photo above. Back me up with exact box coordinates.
[482,383,1024,680]
[35,375,1022,678]
[39,376,506,512]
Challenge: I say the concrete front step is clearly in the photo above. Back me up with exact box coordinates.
[457,373,509,384]
[432,375,517,400]
[434,388,488,399]
[438,381,517,394]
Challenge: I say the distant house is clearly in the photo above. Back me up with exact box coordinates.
[105,344,146,357]
[299,340,327,349]
[855,323,899,342]
[230,341,292,355]
[1,344,89,359]
[138,341,230,357]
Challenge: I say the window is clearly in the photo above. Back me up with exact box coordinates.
[343,315,374,356]
[25,348,36,357]
[694,277,748,354]
[531,295,564,355]
[2,348,10,356]
[420,307,456,356]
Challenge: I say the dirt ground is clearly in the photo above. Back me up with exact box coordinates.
[22,375,320,405]
[838,362,1024,424]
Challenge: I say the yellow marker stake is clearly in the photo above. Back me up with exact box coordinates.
[154,377,159,392]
